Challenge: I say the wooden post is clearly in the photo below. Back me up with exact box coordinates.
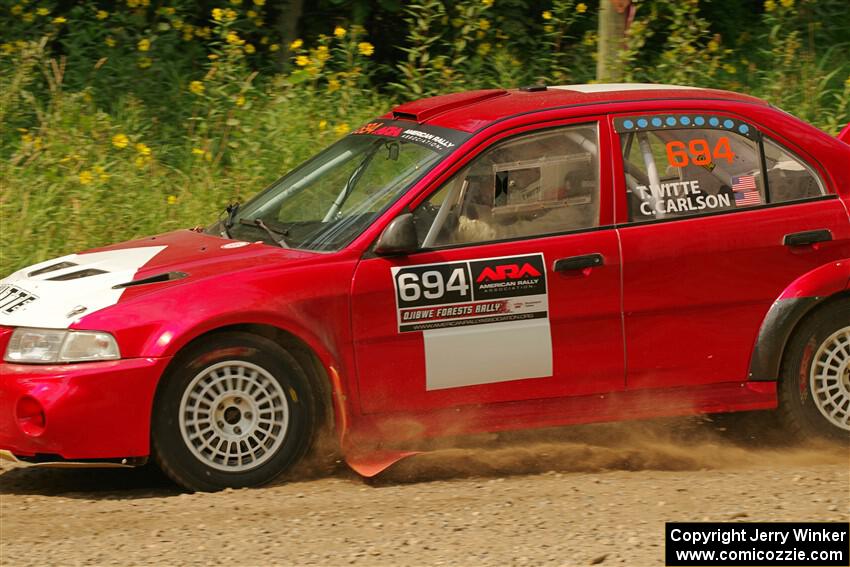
[596,0,629,82]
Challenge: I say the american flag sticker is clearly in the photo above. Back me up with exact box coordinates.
[732,175,761,207]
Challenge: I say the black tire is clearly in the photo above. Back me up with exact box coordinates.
[778,299,850,444]
[151,332,317,491]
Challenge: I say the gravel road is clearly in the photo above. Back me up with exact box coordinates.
[1,416,848,567]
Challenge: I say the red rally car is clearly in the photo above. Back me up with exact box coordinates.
[1,84,849,491]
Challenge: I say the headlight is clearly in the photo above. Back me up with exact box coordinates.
[4,328,120,363]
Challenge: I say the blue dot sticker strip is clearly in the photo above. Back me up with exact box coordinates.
[614,114,759,141]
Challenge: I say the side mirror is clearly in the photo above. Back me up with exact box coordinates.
[374,213,419,256]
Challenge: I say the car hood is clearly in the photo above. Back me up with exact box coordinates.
[0,230,317,329]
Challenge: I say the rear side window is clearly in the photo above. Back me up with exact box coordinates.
[763,137,825,203]
[616,114,827,223]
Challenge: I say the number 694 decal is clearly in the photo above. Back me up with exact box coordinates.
[391,254,549,333]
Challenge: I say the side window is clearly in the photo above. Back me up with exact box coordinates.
[413,124,600,247]
[763,137,826,203]
[619,119,765,222]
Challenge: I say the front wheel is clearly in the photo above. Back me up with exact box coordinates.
[151,332,316,491]
[778,299,850,443]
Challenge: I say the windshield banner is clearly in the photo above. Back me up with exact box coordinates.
[351,119,471,154]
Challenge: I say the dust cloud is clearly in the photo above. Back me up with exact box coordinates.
[375,413,849,483]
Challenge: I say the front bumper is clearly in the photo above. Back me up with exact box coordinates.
[0,357,171,461]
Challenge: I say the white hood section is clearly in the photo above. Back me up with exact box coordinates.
[0,246,166,329]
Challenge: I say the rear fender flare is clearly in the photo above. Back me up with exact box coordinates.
[748,259,850,381]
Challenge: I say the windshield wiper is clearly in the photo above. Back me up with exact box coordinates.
[220,201,240,238]
[238,218,289,248]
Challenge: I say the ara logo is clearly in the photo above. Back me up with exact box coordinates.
[476,263,542,283]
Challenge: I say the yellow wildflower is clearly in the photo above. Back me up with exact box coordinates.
[542,10,552,20]
[22,11,33,22]
[576,3,587,13]
[318,120,328,129]
[543,24,554,33]
[1,43,14,55]
[127,0,140,7]
[269,43,279,52]
[780,0,793,7]
[477,42,491,56]
[723,64,737,74]
[707,38,719,52]
[134,156,149,169]
[138,38,151,51]
[94,165,109,182]
[212,7,223,21]
[105,36,117,47]
[173,19,183,30]
[253,0,265,5]
[164,7,175,15]
[764,0,776,11]
[135,142,151,156]
[327,78,340,92]
[189,80,205,95]
[11,5,22,16]
[334,123,349,136]
[167,195,178,205]
[247,9,257,18]
[290,38,303,50]
[333,26,346,38]
[52,16,66,24]
[357,42,374,56]
[235,94,246,106]
[208,53,219,59]
[36,7,49,16]
[230,0,242,4]
[253,18,264,27]
[316,45,329,61]
[244,43,256,54]
[295,55,309,66]
[192,148,206,157]
[226,31,245,46]
[112,134,129,149]
[479,18,490,30]
[482,0,493,6]
[78,170,94,185]
[137,57,152,69]
[223,8,237,21]
[96,10,108,20]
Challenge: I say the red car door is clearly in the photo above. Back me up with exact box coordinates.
[611,110,850,390]
[350,119,625,415]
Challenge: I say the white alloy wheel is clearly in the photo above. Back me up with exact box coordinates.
[810,326,850,431]
[179,360,290,472]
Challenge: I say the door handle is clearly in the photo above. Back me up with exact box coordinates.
[553,253,604,272]
[783,229,832,247]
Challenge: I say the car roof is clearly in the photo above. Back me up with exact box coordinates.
[389,83,769,133]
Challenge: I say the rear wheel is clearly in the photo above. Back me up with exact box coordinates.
[152,332,316,491]
[778,299,850,443]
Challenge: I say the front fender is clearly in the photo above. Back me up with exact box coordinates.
[748,259,850,380]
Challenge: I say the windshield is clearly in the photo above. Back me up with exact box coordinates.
[226,130,451,251]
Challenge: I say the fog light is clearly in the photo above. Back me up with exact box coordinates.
[16,396,46,436]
